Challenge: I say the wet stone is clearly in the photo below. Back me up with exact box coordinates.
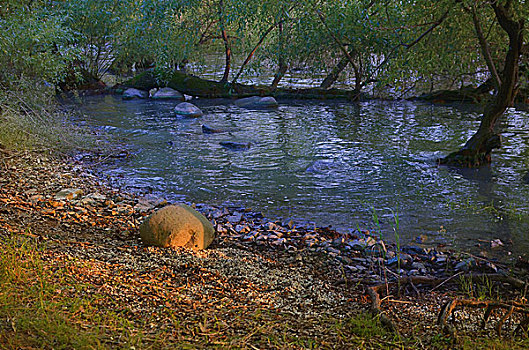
[347,239,366,251]
[455,258,476,271]
[326,247,341,255]
[411,262,427,273]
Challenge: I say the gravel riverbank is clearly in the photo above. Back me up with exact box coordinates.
[1,148,528,348]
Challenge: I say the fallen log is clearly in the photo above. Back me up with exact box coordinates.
[121,69,359,100]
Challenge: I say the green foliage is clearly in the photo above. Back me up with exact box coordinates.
[0,2,77,88]
[2,0,528,94]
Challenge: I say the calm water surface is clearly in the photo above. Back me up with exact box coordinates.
[78,96,529,258]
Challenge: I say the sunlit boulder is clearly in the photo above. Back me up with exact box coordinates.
[139,204,215,250]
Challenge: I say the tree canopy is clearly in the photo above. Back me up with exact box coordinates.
[0,0,526,98]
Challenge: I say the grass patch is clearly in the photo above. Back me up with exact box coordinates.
[0,81,97,153]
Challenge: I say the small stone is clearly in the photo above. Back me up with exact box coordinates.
[387,253,413,266]
[29,194,45,202]
[348,239,366,251]
[270,238,286,246]
[79,192,106,205]
[346,265,358,272]
[226,212,243,223]
[235,224,250,233]
[326,247,341,255]
[455,258,476,271]
[55,188,83,201]
[402,245,429,256]
[490,239,504,249]
[411,262,427,273]
[213,208,229,219]
[332,237,345,246]
[365,236,377,246]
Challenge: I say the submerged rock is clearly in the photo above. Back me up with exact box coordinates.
[220,141,251,150]
[523,172,529,184]
[305,160,343,174]
[234,96,278,109]
[139,204,215,250]
[174,102,203,118]
[122,88,148,100]
[151,87,184,100]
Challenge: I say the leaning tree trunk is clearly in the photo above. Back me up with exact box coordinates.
[320,49,354,89]
[270,22,287,90]
[440,3,524,167]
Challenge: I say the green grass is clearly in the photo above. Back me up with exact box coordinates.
[0,234,104,348]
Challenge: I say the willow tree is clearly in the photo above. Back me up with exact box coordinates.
[440,0,527,166]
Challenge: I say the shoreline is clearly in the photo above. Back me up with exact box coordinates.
[1,147,529,347]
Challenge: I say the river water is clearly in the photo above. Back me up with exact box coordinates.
[78,95,529,258]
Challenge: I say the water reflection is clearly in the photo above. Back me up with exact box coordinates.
[78,96,529,258]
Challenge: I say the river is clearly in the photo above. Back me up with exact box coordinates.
[77,95,529,259]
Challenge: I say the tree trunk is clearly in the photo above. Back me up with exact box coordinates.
[219,0,231,83]
[271,22,287,90]
[440,3,524,167]
[270,64,287,90]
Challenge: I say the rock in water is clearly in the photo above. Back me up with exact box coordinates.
[122,88,148,100]
[139,204,215,250]
[151,87,184,100]
[523,172,529,184]
[174,102,203,118]
[219,141,251,150]
[202,124,225,134]
[234,96,278,109]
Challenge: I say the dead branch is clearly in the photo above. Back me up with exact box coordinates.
[366,284,398,333]
[366,273,529,336]
[438,298,529,336]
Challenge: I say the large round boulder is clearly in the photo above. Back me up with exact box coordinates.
[234,96,278,109]
[174,102,203,118]
[122,88,148,100]
[139,204,215,250]
[151,87,184,100]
